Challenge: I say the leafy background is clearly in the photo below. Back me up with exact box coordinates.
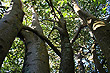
[0,0,109,72]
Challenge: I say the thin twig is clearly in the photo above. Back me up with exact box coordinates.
[67,2,74,11]
[48,27,55,38]
[45,0,59,20]
[54,6,63,17]
[42,19,58,22]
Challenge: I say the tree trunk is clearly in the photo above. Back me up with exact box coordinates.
[93,50,106,73]
[88,20,110,72]
[60,33,74,73]
[72,1,110,71]
[59,17,74,73]
[22,12,49,73]
[0,0,24,67]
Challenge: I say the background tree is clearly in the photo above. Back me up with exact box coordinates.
[0,0,109,73]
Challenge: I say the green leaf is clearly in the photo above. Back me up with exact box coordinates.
[64,0,67,3]
[98,0,106,4]
[57,1,64,6]
[93,0,96,2]
[102,7,107,13]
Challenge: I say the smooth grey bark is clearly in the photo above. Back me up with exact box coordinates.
[88,20,110,72]
[72,0,110,72]
[22,12,49,73]
[0,0,24,67]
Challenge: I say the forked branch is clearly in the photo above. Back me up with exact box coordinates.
[22,26,61,57]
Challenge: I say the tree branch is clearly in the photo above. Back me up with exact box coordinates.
[42,19,58,22]
[22,26,61,57]
[107,15,110,22]
[70,25,82,44]
[54,6,63,17]
[45,0,59,20]
[48,26,64,38]
[53,26,64,33]
[67,2,74,11]
[48,27,55,38]
[93,50,106,73]
[71,0,98,25]
[49,0,63,17]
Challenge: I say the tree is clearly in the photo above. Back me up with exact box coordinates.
[0,0,109,73]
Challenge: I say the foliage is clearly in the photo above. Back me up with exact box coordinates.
[0,38,25,73]
[0,0,109,73]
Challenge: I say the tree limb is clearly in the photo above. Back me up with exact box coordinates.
[70,25,82,44]
[22,26,61,57]
[53,26,64,34]
[42,19,58,22]
[0,0,24,67]
[45,0,59,20]
[93,50,106,73]
[67,2,74,11]
[48,27,55,38]
[71,0,98,25]
[107,15,110,22]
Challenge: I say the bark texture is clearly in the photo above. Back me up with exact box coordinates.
[88,21,110,72]
[72,0,110,72]
[22,12,49,73]
[93,50,106,73]
[59,17,74,73]
[0,0,24,67]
